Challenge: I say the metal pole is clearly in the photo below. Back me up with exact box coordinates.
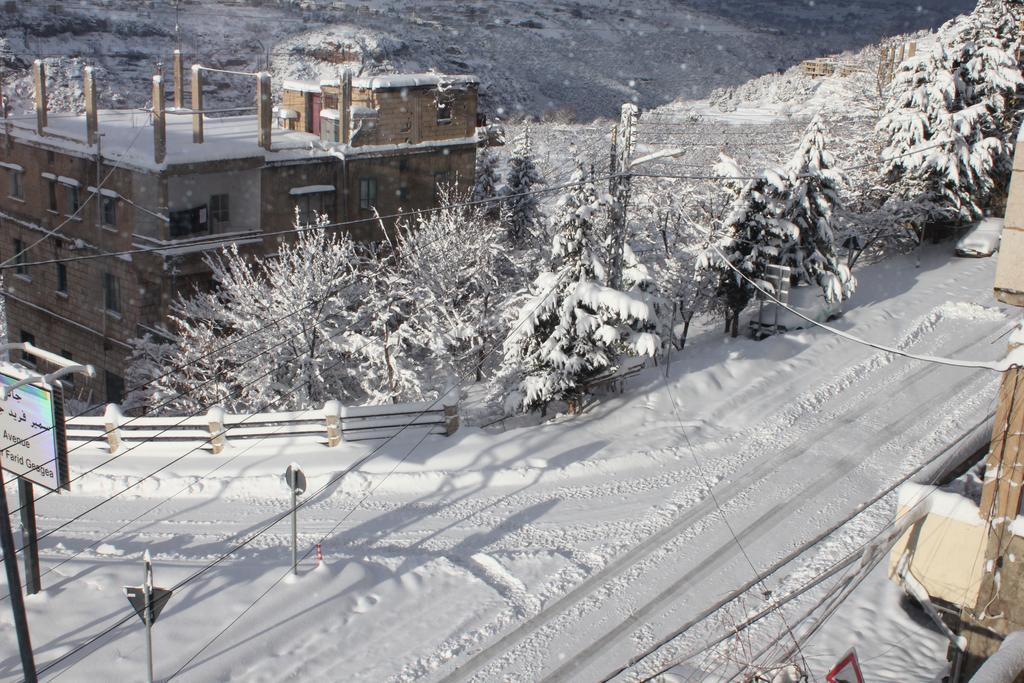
[18,479,40,595]
[291,485,298,575]
[0,468,38,682]
[143,551,153,683]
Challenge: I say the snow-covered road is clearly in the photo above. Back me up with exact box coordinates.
[0,246,1013,682]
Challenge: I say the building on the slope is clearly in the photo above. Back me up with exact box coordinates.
[888,125,1024,682]
[0,54,482,405]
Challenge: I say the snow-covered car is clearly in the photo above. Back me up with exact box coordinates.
[955,217,1003,257]
[756,284,842,333]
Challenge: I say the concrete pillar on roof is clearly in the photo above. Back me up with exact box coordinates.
[191,64,203,144]
[173,50,184,109]
[32,60,47,136]
[152,75,166,164]
[84,66,98,145]
[257,71,272,151]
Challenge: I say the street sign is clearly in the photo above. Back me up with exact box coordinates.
[0,371,68,492]
[285,463,306,495]
[124,585,173,625]
[826,649,864,683]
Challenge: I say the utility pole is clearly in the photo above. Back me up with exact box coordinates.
[0,467,38,682]
[608,103,639,290]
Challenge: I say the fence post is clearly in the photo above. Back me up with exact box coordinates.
[323,400,342,447]
[104,403,123,453]
[443,401,460,436]
[207,406,226,454]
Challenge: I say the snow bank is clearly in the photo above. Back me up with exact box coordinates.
[898,482,983,526]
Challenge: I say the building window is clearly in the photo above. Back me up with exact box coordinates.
[359,177,377,211]
[105,371,125,404]
[103,272,121,315]
[65,184,80,215]
[9,170,23,200]
[295,192,330,225]
[209,194,229,229]
[398,158,409,172]
[398,185,409,202]
[169,206,208,237]
[47,179,57,212]
[436,99,452,125]
[56,263,67,294]
[20,330,35,367]
[433,171,452,202]
[13,238,26,276]
[102,195,117,227]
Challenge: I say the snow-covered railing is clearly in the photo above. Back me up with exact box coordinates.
[66,399,460,454]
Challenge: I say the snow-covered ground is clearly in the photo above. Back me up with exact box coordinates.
[0,242,1013,681]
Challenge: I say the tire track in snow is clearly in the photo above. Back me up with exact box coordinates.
[431,313,1005,683]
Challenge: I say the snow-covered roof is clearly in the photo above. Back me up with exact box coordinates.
[354,73,479,91]
[2,103,477,172]
[0,161,23,172]
[320,109,341,121]
[351,105,378,117]
[276,108,299,120]
[282,79,321,93]
[57,175,80,187]
[289,184,335,196]
[4,111,335,172]
[312,73,479,91]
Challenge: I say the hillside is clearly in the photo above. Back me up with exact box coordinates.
[0,0,975,121]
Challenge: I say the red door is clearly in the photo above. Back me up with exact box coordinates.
[310,93,322,136]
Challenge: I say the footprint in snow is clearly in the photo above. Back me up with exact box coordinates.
[352,593,381,613]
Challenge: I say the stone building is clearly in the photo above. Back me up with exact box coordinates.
[0,56,480,405]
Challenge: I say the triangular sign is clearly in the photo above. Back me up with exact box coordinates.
[124,585,173,625]
[826,649,864,683]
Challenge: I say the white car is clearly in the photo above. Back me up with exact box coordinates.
[756,284,842,333]
[955,217,1003,257]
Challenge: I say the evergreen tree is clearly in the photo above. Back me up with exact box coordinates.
[472,147,502,218]
[506,163,657,412]
[782,114,855,302]
[878,5,1023,225]
[698,169,793,337]
[500,127,544,245]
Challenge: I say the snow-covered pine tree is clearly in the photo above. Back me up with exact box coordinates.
[698,168,794,337]
[472,147,502,218]
[506,162,657,413]
[782,114,855,302]
[500,127,544,245]
[878,6,1023,226]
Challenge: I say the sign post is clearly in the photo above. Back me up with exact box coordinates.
[284,463,306,576]
[18,478,40,595]
[0,465,37,682]
[124,550,173,683]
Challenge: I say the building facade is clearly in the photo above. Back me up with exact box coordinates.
[0,57,480,405]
